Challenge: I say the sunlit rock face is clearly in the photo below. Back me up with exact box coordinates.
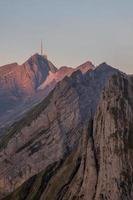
[37,61,95,91]
[0,63,122,199]
[0,54,57,113]
[23,54,57,90]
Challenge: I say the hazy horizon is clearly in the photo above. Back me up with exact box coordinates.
[0,0,133,74]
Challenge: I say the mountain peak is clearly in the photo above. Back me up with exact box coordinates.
[24,53,57,73]
[76,60,95,73]
[95,62,118,73]
[25,53,45,64]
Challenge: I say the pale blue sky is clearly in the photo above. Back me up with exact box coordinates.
[0,0,133,73]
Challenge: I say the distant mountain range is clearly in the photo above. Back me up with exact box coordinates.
[0,54,94,133]
[0,54,133,200]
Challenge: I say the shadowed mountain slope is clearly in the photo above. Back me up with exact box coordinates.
[0,63,124,199]
[1,68,133,200]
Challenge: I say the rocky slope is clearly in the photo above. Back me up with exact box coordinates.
[0,63,123,198]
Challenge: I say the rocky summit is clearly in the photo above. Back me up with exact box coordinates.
[0,59,133,200]
[0,54,57,113]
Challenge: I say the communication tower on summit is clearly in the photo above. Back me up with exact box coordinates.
[41,40,48,59]
[41,40,43,55]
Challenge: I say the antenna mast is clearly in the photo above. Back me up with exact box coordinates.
[41,40,43,55]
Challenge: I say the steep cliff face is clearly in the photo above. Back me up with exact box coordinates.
[93,73,133,200]
[0,63,117,198]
